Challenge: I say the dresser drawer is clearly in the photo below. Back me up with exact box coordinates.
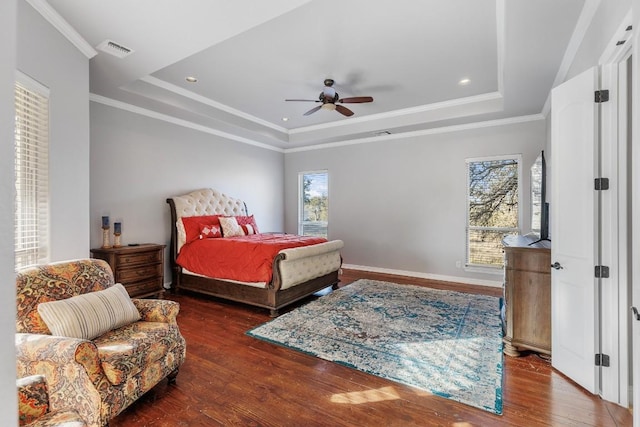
[504,249,550,273]
[124,277,164,298]
[116,250,162,267]
[117,263,162,283]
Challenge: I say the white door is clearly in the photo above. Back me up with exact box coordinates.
[550,67,599,394]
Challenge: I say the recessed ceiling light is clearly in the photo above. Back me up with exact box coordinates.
[185,76,198,83]
[458,78,471,86]
[282,117,289,122]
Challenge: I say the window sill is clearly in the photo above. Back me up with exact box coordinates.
[464,265,504,276]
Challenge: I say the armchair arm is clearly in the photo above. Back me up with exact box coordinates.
[17,375,49,425]
[132,299,180,323]
[16,334,105,427]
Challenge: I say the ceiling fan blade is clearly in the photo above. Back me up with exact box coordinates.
[338,96,374,103]
[303,105,322,116]
[285,99,320,102]
[335,104,354,117]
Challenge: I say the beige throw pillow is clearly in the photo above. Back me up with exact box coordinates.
[219,216,245,237]
[38,283,141,340]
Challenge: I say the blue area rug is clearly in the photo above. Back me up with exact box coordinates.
[247,279,504,414]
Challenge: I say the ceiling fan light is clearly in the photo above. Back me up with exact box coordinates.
[322,103,336,111]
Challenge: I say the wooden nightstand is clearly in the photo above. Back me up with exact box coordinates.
[91,244,166,298]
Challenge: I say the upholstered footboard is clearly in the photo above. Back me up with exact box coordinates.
[272,240,344,290]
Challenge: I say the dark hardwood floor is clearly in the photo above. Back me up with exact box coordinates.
[111,269,632,426]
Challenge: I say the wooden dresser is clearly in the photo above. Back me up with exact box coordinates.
[502,235,551,357]
[91,243,165,298]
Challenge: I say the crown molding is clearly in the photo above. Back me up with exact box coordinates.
[89,93,543,155]
[89,93,284,153]
[25,0,97,59]
[140,75,289,134]
[285,114,544,153]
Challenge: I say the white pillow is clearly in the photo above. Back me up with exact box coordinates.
[38,283,141,340]
[219,216,245,237]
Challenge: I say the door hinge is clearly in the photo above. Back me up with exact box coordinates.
[595,90,609,103]
[594,178,609,190]
[595,266,610,278]
[595,353,610,367]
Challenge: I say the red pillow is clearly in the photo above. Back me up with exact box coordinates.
[199,223,222,239]
[182,215,221,243]
[235,215,259,235]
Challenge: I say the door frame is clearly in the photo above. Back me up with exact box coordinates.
[598,10,633,406]
[631,3,640,425]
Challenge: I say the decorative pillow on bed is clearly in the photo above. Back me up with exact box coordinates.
[199,223,222,239]
[236,215,259,235]
[181,215,221,244]
[37,283,141,340]
[219,216,245,237]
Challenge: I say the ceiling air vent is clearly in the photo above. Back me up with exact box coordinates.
[96,39,134,58]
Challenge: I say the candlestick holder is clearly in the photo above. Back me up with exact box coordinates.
[113,222,122,247]
[101,226,112,248]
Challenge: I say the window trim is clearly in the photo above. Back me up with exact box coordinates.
[297,170,329,237]
[464,154,523,274]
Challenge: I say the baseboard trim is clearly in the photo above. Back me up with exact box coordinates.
[342,264,503,288]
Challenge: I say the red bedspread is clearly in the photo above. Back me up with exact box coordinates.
[176,233,327,283]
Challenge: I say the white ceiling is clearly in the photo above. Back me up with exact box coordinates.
[43,0,586,149]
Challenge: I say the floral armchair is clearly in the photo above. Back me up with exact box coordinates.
[18,375,86,426]
[15,259,187,427]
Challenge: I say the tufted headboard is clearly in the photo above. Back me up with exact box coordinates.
[166,188,248,257]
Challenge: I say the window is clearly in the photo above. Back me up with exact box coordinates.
[14,76,50,270]
[466,155,521,269]
[298,171,328,238]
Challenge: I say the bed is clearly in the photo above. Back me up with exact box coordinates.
[166,188,344,316]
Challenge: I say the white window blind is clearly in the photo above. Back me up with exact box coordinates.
[14,79,50,270]
[466,156,520,269]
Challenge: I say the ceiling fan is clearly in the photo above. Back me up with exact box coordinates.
[285,79,373,117]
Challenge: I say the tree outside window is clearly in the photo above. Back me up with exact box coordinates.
[466,156,520,268]
[299,171,328,238]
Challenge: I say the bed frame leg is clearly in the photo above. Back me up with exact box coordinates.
[269,308,279,317]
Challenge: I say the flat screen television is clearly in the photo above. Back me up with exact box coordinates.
[530,150,549,243]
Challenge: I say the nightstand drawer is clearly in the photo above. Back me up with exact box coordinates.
[117,263,162,283]
[116,250,162,267]
[125,277,164,298]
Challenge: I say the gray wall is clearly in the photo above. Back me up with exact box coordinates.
[17,1,91,261]
[0,0,17,422]
[284,119,546,286]
[89,102,285,283]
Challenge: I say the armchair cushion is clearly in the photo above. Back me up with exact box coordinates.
[37,283,140,340]
[94,321,183,386]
